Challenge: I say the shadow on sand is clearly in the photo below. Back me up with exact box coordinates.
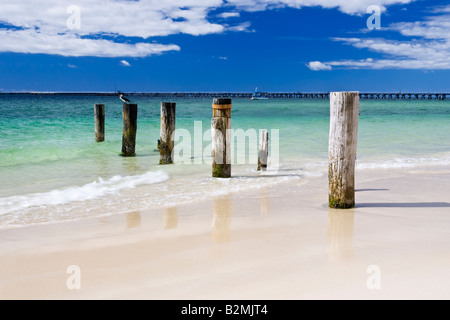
[357,202,450,208]
[230,174,302,179]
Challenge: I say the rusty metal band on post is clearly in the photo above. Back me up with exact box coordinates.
[212,104,232,110]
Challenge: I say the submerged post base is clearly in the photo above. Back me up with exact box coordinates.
[329,197,355,209]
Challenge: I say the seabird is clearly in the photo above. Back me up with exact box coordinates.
[119,94,132,104]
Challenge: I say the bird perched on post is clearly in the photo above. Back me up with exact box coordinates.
[119,93,132,104]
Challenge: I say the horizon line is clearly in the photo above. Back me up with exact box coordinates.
[1,91,449,94]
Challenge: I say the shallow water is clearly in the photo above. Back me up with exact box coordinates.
[0,95,449,228]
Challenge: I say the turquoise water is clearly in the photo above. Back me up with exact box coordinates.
[0,95,449,227]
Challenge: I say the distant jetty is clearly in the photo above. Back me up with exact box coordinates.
[0,92,447,100]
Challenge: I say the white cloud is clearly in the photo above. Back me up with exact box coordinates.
[0,0,417,58]
[218,12,240,18]
[226,22,253,32]
[429,5,450,14]
[120,60,131,67]
[225,0,415,14]
[0,0,221,57]
[316,6,450,70]
[0,29,180,57]
[307,61,332,71]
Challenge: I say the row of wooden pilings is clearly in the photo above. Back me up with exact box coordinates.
[95,102,178,163]
[95,92,360,210]
[94,98,270,170]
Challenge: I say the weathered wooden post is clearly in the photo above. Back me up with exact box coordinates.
[121,103,138,157]
[258,129,269,171]
[328,92,359,209]
[94,104,105,142]
[212,98,232,178]
[160,102,176,164]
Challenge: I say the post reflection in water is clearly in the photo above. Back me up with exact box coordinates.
[260,189,269,217]
[212,196,232,243]
[93,150,109,178]
[327,209,355,261]
[122,156,139,175]
[126,211,142,229]
[163,207,178,230]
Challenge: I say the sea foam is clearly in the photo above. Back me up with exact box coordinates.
[356,154,450,170]
[0,170,169,216]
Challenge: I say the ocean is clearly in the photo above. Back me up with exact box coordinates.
[1,95,449,228]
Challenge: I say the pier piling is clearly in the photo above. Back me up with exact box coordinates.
[121,103,138,157]
[212,98,232,178]
[160,102,176,164]
[328,92,359,209]
[94,104,105,142]
[258,129,269,171]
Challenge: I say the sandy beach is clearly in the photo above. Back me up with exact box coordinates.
[1,166,449,300]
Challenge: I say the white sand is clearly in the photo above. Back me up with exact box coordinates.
[1,167,450,300]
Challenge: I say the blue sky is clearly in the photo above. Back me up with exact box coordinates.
[0,0,449,92]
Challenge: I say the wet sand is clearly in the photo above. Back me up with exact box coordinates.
[1,167,450,300]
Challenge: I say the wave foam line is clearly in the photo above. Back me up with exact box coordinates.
[357,154,450,170]
[0,170,169,216]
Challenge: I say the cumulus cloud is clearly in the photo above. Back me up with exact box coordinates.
[0,0,220,57]
[307,61,332,71]
[0,0,416,58]
[0,29,180,57]
[120,60,131,67]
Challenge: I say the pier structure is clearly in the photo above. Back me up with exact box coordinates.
[130,92,448,100]
[358,93,447,100]
[1,92,448,100]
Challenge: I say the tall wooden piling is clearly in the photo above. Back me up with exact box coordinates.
[212,98,232,178]
[121,103,138,157]
[160,102,176,164]
[328,92,359,209]
[258,129,269,171]
[94,104,105,142]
